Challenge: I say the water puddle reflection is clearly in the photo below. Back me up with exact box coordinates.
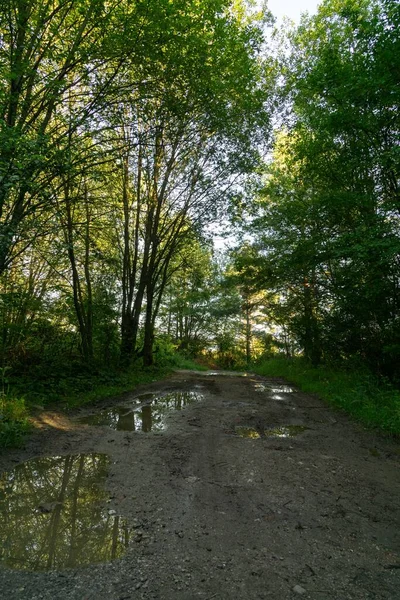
[0,454,129,571]
[235,427,261,439]
[205,371,249,377]
[264,425,308,438]
[254,383,268,392]
[235,425,308,439]
[79,390,203,432]
[254,383,294,394]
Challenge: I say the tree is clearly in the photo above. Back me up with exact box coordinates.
[159,241,216,356]
[0,0,135,274]
[0,0,275,380]
[99,0,272,365]
[242,0,400,374]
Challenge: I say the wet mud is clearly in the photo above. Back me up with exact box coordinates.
[1,370,400,599]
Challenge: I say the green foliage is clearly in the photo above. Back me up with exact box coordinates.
[139,334,208,371]
[165,355,209,372]
[0,395,31,448]
[239,0,400,378]
[254,357,400,435]
[0,0,273,380]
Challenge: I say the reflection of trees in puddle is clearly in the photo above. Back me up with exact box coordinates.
[235,427,261,439]
[80,391,203,432]
[0,454,129,571]
[142,391,202,431]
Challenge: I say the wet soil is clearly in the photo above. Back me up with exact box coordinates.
[1,370,400,599]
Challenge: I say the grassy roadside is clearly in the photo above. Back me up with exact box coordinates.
[0,355,206,449]
[254,357,400,436]
[0,395,31,448]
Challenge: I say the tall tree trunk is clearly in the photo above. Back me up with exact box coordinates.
[143,286,155,366]
[303,278,321,366]
[83,183,93,357]
[245,301,251,366]
[64,184,93,362]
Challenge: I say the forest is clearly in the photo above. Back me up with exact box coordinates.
[0,0,399,445]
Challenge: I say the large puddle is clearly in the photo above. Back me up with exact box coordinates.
[79,390,203,432]
[0,454,129,571]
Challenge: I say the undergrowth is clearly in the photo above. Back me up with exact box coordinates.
[168,355,208,371]
[0,395,31,448]
[254,357,400,436]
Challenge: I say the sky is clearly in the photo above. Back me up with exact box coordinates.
[266,0,321,23]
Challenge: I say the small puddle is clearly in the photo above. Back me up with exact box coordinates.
[79,390,203,432]
[271,393,292,401]
[264,425,308,438]
[254,383,268,392]
[205,371,249,377]
[235,425,307,439]
[0,454,129,571]
[254,383,294,394]
[235,426,261,439]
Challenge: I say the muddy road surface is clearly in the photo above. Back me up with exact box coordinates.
[1,370,400,599]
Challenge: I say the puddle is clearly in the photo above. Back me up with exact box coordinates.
[254,383,294,394]
[264,426,308,438]
[235,425,307,439]
[271,394,289,401]
[254,384,267,392]
[205,371,249,377]
[79,390,203,432]
[235,426,261,439]
[0,454,129,571]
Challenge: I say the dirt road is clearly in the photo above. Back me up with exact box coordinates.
[1,370,400,599]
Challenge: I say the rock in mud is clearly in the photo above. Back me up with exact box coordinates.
[292,585,306,595]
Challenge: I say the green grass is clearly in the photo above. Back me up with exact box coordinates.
[168,355,209,371]
[254,357,400,436]
[0,395,31,448]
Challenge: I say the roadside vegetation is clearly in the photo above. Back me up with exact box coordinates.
[0,395,31,448]
[254,358,400,436]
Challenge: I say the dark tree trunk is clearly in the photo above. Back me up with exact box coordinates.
[143,288,155,367]
[303,280,321,366]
